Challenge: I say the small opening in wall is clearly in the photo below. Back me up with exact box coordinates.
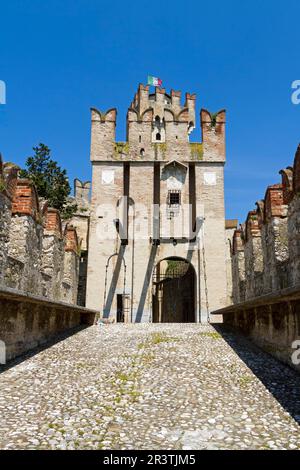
[140,148,145,156]
[139,135,141,143]
[168,190,181,206]
[176,135,178,139]
[117,294,124,322]
[156,133,161,141]
[188,121,194,134]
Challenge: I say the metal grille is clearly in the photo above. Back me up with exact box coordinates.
[168,190,181,206]
[153,261,189,284]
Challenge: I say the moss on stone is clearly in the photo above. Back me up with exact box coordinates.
[199,331,222,339]
[190,143,203,160]
[0,178,6,192]
[151,143,167,159]
[238,374,254,387]
[114,142,129,159]
[210,112,218,127]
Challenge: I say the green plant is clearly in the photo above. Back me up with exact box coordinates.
[151,142,167,159]
[210,112,218,127]
[114,142,129,159]
[19,143,77,218]
[0,178,6,192]
[199,331,222,339]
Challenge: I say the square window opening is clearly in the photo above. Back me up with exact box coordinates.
[168,190,181,207]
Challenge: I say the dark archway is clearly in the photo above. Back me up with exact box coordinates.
[152,257,196,323]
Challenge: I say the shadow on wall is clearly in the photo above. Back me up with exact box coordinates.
[135,245,157,323]
[103,245,126,318]
[0,325,89,374]
[213,324,300,426]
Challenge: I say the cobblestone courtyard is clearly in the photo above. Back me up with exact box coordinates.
[0,324,300,450]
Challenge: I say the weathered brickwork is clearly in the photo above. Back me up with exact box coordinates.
[0,155,80,304]
[87,83,228,322]
[230,144,300,302]
[41,208,65,298]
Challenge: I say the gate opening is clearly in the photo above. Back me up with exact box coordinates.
[152,257,196,323]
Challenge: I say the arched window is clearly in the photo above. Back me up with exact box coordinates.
[155,115,160,125]
[156,133,161,141]
[140,148,145,156]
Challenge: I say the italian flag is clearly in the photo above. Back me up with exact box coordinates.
[148,75,162,87]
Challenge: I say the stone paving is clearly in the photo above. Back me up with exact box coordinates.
[0,323,300,450]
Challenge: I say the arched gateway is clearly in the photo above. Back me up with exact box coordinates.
[152,257,196,322]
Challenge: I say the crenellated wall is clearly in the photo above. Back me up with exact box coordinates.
[231,144,300,302]
[213,144,300,371]
[0,155,80,305]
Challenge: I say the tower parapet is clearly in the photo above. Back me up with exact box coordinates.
[200,109,226,162]
[90,84,227,163]
[90,108,117,162]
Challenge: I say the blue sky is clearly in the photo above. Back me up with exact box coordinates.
[0,0,299,222]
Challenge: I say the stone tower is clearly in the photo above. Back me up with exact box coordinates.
[86,83,227,322]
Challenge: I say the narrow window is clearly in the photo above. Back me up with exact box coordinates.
[140,148,145,156]
[156,132,161,141]
[139,135,141,143]
[168,190,181,206]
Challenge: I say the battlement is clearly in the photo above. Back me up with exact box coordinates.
[90,83,226,163]
[230,143,300,303]
[44,208,63,238]
[0,153,80,303]
[64,224,79,253]
[129,83,196,124]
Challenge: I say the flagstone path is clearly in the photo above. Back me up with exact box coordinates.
[0,324,299,450]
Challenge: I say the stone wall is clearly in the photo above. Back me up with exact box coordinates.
[212,287,300,373]
[0,155,80,304]
[0,286,96,362]
[0,160,18,284]
[225,219,238,304]
[221,145,300,371]
[230,144,300,302]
